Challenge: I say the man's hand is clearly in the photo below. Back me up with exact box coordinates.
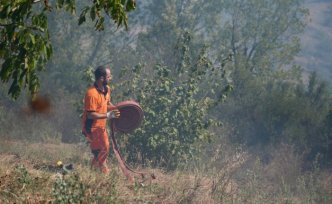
[106,109,120,119]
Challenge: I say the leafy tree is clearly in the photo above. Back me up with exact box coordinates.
[136,0,308,72]
[0,0,136,99]
[135,0,217,66]
[219,0,308,71]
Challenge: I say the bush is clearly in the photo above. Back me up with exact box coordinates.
[112,32,233,168]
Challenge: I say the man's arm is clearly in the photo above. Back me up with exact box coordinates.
[87,111,108,119]
[87,110,120,119]
[107,102,117,111]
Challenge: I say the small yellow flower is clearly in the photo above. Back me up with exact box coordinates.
[56,160,63,167]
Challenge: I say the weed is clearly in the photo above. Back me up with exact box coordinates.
[52,173,85,203]
[15,164,32,187]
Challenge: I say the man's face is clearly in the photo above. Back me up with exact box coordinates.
[103,69,112,85]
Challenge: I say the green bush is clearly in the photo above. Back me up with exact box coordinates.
[112,32,233,168]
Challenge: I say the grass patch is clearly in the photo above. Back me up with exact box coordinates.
[0,140,331,203]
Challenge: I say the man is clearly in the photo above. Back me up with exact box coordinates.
[82,65,120,174]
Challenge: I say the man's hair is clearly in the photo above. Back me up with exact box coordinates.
[94,65,108,80]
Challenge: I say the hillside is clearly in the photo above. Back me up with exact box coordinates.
[0,1,332,203]
[0,140,331,203]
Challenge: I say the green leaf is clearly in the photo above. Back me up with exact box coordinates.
[90,6,96,21]
[95,17,104,31]
[29,34,35,44]
[46,44,52,59]
[8,80,21,99]
[0,59,13,81]
[126,0,136,11]
[78,15,86,25]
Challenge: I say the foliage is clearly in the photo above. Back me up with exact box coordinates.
[136,0,214,66]
[52,173,85,204]
[137,0,308,72]
[15,164,32,187]
[113,32,233,168]
[219,0,308,71]
[0,0,136,99]
[0,0,52,99]
[219,67,332,164]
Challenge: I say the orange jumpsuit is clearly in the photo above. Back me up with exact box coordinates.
[82,84,111,173]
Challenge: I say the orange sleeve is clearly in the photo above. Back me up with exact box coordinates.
[85,94,98,112]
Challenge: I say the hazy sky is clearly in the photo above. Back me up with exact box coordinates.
[296,0,332,81]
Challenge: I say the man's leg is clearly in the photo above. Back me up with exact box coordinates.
[84,131,100,170]
[91,149,100,169]
[96,129,110,174]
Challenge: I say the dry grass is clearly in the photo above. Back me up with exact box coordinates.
[0,140,331,204]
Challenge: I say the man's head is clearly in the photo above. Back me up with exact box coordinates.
[94,65,112,86]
